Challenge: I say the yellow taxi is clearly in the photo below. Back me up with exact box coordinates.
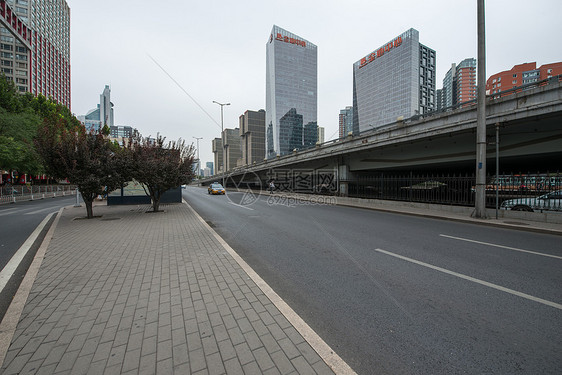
[208,183,226,195]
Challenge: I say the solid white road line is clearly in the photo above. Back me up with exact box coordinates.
[440,234,562,260]
[374,248,562,311]
[0,212,56,295]
[25,207,60,215]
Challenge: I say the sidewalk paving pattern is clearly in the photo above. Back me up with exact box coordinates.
[0,202,341,374]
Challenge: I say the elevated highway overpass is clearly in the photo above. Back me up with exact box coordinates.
[202,77,562,195]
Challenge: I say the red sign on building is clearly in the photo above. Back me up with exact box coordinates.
[359,36,403,69]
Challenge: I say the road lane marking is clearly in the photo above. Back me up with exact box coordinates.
[0,208,18,217]
[227,201,254,210]
[25,207,61,215]
[439,234,562,260]
[374,248,562,310]
[0,212,55,294]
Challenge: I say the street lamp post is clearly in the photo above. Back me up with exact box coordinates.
[474,0,488,218]
[212,101,230,187]
[193,136,202,185]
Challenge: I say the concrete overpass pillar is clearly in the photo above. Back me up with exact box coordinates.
[338,161,350,197]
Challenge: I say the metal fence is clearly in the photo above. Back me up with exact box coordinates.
[0,184,77,204]
[346,173,562,210]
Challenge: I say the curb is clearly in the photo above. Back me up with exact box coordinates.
[0,207,64,368]
[183,199,357,375]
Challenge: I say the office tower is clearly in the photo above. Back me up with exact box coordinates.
[78,85,115,132]
[0,0,71,108]
[266,25,317,158]
[206,162,213,176]
[339,106,353,138]
[352,28,435,132]
[222,128,241,172]
[239,109,265,165]
[212,138,223,174]
[317,126,325,144]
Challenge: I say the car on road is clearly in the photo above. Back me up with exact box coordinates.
[500,190,562,212]
[208,183,225,195]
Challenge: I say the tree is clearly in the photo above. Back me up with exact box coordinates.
[131,134,194,212]
[1,74,81,178]
[35,122,130,218]
[0,75,43,175]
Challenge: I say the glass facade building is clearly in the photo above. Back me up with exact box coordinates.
[352,28,435,132]
[266,25,317,158]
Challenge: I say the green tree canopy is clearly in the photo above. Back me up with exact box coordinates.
[1,74,81,177]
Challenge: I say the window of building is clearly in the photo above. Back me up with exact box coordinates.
[498,77,501,82]
[547,69,552,73]
[513,74,517,78]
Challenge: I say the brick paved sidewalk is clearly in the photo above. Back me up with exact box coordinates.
[0,202,347,374]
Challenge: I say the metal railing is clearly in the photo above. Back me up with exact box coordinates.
[0,184,77,204]
[346,172,562,210]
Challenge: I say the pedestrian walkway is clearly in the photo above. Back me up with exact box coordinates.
[0,202,352,374]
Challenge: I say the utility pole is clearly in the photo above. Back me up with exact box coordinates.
[213,101,230,187]
[474,0,488,218]
[193,136,202,185]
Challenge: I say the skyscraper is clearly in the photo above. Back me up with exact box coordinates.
[78,85,114,132]
[212,138,223,174]
[441,58,476,109]
[339,106,354,138]
[0,0,71,108]
[222,128,241,172]
[239,109,265,165]
[266,25,317,158]
[352,28,435,132]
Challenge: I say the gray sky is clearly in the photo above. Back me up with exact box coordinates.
[66,0,562,166]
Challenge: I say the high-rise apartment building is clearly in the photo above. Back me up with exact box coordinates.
[0,0,70,108]
[455,58,477,105]
[352,28,435,132]
[441,58,476,109]
[239,109,265,165]
[486,62,562,95]
[266,25,317,158]
[339,106,353,138]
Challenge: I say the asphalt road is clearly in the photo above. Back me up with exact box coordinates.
[184,186,562,375]
[0,196,80,271]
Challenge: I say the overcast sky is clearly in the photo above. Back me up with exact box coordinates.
[66,0,562,166]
